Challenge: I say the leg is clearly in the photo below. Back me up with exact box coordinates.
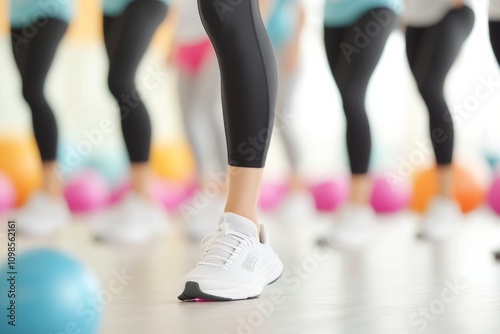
[103,15,121,60]
[199,56,227,177]
[489,20,500,66]
[11,19,68,198]
[406,27,454,196]
[178,50,226,184]
[178,55,227,241]
[318,9,397,247]
[10,28,30,79]
[11,19,70,237]
[275,51,303,189]
[326,8,397,205]
[405,26,425,71]
[273,51,314,224]
[179,0,282,302]
[325,23,371,206]
[177,68,209,182]
[199,0,277,226]
[407,7,474,198]
[105,0,167,198]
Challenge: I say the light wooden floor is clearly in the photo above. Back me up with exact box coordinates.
[2,208,500,334]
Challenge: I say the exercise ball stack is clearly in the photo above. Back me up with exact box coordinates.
[0,249,102,334]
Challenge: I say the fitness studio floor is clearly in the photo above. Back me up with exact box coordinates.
[1,210,500,334]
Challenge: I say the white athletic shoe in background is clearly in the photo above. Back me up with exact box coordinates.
[184,195,225,241]
[279,191,316,225]
[419,196,462,241]
[178,213,283,301]
[94,192,168,244]
[16,191,70,237]
[319,203,375,248]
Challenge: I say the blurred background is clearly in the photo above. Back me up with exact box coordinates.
[0,0,499,188]
[1,1,500,333]
[0,0,500,198]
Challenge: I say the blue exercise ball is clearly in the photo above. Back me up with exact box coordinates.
[0,248,102,334]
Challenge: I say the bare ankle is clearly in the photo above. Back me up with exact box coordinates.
[42,162,63,198]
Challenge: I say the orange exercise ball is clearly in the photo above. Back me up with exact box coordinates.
[412,165,485,213]
[0,136,42,206]
[151,140,195,184]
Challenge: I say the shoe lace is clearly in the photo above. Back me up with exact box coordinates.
[199,223,257,269]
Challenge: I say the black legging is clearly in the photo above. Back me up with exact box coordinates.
[11,19,68,162]
[406,6,474,166]
[198,0,277,168]
[103,0,167,163]
[324,8,397,175]
[489,20,500,66]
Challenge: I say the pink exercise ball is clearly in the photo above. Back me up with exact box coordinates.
[370,174,412,213]
[109,179,194,212]
[64,170,110,213]
[151,179,192,213]
[487,175,500,215]
[0,172,17,212]
[310,177,349,212]
[258,181,289,212]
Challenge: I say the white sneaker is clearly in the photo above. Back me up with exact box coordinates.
[16,191,70,237]
[184,195,226,241]
[279,191,315,225]
[319,203,375,248]
[178,213,283,301]
[419,196,462,241]
[94,192,168,244]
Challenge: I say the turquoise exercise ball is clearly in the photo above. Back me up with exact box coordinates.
[0,248,102,334]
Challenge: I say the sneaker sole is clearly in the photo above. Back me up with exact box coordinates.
[178,282,258,301]
[178,256,283,301]
[178,274,282,302]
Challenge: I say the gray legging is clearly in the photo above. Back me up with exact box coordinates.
[179,50,300,176]
[177,54,227,178]
[274,50,301,172]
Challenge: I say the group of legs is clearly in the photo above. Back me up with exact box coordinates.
[13,0,169,242]
[166,0,228,240]
[322,3,475,245]
[169,0,310,235]
[268,0,313,220]
[11,0,282,300]
[9,0,499,302]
